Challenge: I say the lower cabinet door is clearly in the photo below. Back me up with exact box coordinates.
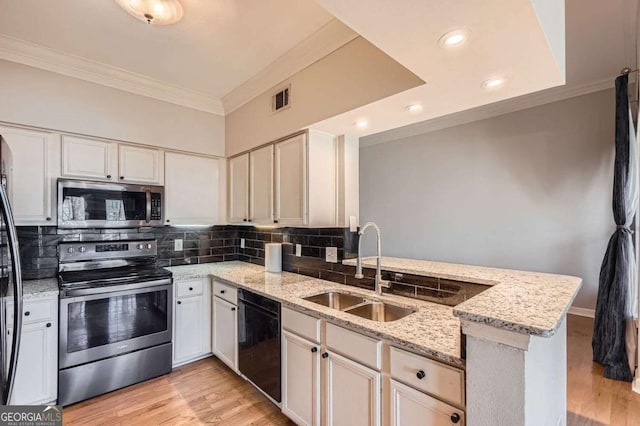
[9,321,57,405]
[390,379,465,426]
[282,331,321,426]
[325,350,381,426]
[174,295,205,365]
[212,296,238,371]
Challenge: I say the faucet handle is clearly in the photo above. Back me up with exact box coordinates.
[380,279,391,289]
[355,273,364,279]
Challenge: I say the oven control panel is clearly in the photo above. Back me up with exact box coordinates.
[59,240,158,262]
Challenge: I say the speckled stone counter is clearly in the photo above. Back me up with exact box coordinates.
[23,278,59,299]
[166,262,463,368]
[343,256,582,337]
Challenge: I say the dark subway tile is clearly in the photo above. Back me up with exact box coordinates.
[320,270,346,285]
[308,236,331,247]
[297,266,321,279]
[198,255,224,264]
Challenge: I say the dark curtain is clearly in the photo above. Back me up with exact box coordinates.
[592,74,634,382]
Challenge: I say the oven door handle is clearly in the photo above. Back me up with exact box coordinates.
[145,190,152,223]
[63,278,173,297]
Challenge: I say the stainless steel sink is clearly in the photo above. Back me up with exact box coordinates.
[303,292,367,310]
[344,302,415,322]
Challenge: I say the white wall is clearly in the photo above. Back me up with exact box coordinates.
[0,60,225,156]
[359,89,614,310]
[225,37,423,156]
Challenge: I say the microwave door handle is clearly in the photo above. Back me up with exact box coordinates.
[145,190,151,223]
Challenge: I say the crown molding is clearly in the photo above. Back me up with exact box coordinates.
[222,19,358,114]
[0,34,224,115]
[361,77,615,147]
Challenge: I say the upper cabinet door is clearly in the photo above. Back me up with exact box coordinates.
[249,145,273,224]
[275,134,307,226]
[165,152,219,226]
[61,135,117,181]
[1,127,59,225]
[118,145,164,185]
[228,154,249,224]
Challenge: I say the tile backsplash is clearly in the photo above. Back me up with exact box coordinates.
[17,225,489,305]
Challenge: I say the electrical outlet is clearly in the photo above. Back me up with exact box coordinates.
[240,238,245,249]
[349,215,358,232]
[295,244,302,257]
[326,247,338,263]
[174,239,183,251]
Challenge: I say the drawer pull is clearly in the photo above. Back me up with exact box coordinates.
[231,307,236,311]
[322,352,329,359]
[450,413,461,424]
[220,290,226,294]
[189,287,193,291]
[46,323,52,328]
[24,311,30,316]
[311,347,318,353]
[416,370,426,380]
[106,174,112,179]
[177,301,182,305]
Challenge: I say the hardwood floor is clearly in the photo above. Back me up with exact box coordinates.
[63,358,293,425]
[63,315,640,425]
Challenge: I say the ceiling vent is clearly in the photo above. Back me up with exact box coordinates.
[272,85,290,113]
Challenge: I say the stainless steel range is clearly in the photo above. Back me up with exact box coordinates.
[57,239,173,406]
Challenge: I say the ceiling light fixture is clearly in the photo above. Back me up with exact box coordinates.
[438,29,468,48]
[114,0,184,25]
[482,78,505,89]
[406,104,424,113]
[354,120,369,130]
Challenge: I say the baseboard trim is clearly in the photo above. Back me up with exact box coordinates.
[568,306,595,318]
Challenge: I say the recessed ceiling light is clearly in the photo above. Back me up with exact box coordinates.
[438,29,468,48]
[406,104,423,113]
[482,78,505,89]
[354,120,369,129]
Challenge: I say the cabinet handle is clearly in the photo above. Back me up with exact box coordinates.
[177,301,182,305]
[220,290,226,294]
[311,347,318,353]
[24,311,30,316]
[450,413,461,424]
[46,322,52,328]
[416,370,426,380]
[243,218,247,222]
[120,176,125,180]
[189,287,193,291]
[274,220,279,224]
[166,219,171,223]
[231,307,236,311]
[46,217,51,221]
[321,352,329,359]
[106,174,112,179]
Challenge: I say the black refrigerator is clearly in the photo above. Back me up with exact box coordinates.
[0,174,23,405]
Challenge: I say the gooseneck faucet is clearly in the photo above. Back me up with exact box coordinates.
[355,222,389,295]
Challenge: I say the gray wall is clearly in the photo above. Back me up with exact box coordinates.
[359,89,615,310]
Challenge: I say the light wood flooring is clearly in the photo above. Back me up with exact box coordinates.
[64,315,640,425]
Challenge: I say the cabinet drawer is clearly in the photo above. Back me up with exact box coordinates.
[176,279,205,298]
[390,346,464,407]
[213,280,237,305]
[326,323,381,370]
[282,307,321,343]
[7,298,54,326]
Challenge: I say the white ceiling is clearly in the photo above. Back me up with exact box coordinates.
[312,0,638,143]
[0,0,335,100]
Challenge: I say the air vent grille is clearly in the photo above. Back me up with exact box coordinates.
[272,85,290,112]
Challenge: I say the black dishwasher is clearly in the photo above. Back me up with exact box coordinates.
[237,289,281,402]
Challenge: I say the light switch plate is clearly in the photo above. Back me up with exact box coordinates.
[240,238,245,249]
[326,246,338,263]
[295,244,302,257]
[174,239,183,251]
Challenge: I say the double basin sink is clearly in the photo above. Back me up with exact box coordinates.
[303,291,415,322]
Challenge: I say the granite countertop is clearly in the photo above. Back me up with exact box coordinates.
[343,256,582,337]
[167,262,464,368]
[22,278,59,299]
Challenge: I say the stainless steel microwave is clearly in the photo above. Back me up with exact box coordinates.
[57,179,164,228]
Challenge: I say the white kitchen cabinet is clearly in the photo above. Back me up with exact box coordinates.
[6,295,58,405]
[274,133,307,226]
[118,144,164,184]
[0,126,60,225]
[212,295,238,371]
[249,145,273,224]
[165,152,219,226]
[228,153,249,224]
[325,350,381,426]
[173,278,212,367]
[282,330,321,426]
[390,379,464,426]
[61,135,117,181]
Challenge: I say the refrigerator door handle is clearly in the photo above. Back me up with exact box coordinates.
[0,184,22,405]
